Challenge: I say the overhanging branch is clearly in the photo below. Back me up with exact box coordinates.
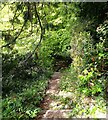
[2,19,27,48]
[19,3,44,65]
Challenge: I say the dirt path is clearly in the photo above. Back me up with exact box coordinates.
[35,72,106,119]
[35,72,71,119]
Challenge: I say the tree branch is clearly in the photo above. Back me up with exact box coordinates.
[19,3,44,66]
[1,3,31,48]
[1,20,27,48]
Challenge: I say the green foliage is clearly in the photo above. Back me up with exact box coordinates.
[38,29,71,70]
[59,67,78,92]
[1,3,74,119]
[69,18,107,97]
[2,78,48,119]
[78,2,108,44]
[59,7,107,115]
[59,68,106,118]
[1,2,107,119]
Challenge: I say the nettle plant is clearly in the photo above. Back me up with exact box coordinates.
[77,23,107,97]
[78,67,103,96]
[70,24,106,97]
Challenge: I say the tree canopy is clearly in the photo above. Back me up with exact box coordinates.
[1,2,108,119]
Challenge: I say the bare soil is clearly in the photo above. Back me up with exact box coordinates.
[35,72,71,120]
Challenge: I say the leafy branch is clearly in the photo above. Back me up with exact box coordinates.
[19,3,44,65]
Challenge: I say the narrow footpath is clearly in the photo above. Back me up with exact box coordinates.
[36,72,72,120]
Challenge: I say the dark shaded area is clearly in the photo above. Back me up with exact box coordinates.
[2,52,47,98]
[53,55,72,72]
[78,2,108,45]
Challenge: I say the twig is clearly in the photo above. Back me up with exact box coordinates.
[19,3,44,66]
[2,20,27,48]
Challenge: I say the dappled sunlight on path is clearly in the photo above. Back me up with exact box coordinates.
[36,72,72,119]
[36,72,106,120]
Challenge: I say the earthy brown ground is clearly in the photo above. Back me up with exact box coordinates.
[35,72,71,120]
